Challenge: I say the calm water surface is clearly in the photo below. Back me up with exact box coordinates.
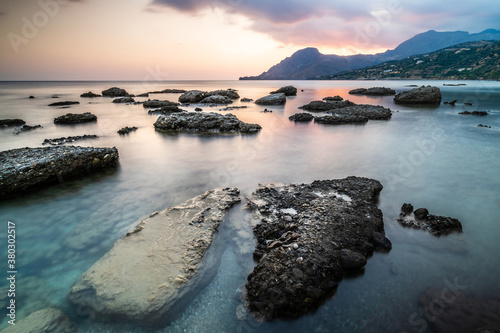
[0,80,499,332]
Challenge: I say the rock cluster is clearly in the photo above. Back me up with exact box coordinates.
[178,89,240,104]
[397,203,463,236]
[349,87,396,96]
[290,104,392,125]
[459,111,488,116]
[393,86,442,105]
[54,112,97,124]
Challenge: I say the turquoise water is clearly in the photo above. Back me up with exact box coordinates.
[0,80,499,332]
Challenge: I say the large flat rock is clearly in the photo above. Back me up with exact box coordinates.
[0,146,118,198]
[245,177,392,320]
[68,187,240,327]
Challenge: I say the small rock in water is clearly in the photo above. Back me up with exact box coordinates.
[397,203,462,236]
[14,124,42,135]
[117,126,138,135]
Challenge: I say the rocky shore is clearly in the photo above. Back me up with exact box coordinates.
[244,177,391,320]
[0,146,119,198]
[68,188,241,327]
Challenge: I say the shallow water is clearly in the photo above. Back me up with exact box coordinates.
[0,80,499,332]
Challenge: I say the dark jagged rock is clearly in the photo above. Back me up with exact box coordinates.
[0,146,119,198]
[241,98,254,102]
[207,89,240,100]
[349,87,396,96]
[0,119,26,127]
[117,127,138,135]
[68,188,240,327]
[323,96,343,101]
[245,177,391,320]
[14,124,42,134]
[102,87,129,97]
[143,99,180,108]
[478,124,492,128]
[270,86,297,96]
[0,308,76,333]
[113,97,135,104]
[397,203,463,236]
[80,91,102,98]
[443,99,458,105]
[289,113,314,122]
[419,288,500,333]
[148,105,185,115]
[255,93,286,105]
[459,111,488,116]
[179,89,239,104]
[43,135,99,145]
[325,105,392,120]
[154,112,261,134]
[200,95,233,104]
[299,100,355,111]
[314,114,368,125]
[178,90,208,103]
[394,85,442,105]
[48,101,80,107]
[54,112,97,124]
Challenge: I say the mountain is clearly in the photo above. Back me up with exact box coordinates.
[318,40,500,80]
[239,29,500,80]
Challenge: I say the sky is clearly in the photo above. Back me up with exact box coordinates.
[0,0,499,80]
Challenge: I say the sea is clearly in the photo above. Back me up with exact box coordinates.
[0,80,499,332]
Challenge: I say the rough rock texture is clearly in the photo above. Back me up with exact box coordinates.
[325,105,393,120]
[459,111,488,116]
[314,114,368,125]
[323,96,343,101]
[54,112,97,124]
[419,288,500,333]
[207,89,240,100]
[102,87,129,97]
[143,99,180,108]
[270,86,297,96]
[349,87,396,96]
[299,100,356,111]
[154,112,261,134]
[117,127,138,135]
[393,86,442,105]
[289,113,314,122]
[48,101,80,107]
[200,95,233,104]
[148,106,185,115]
[68,188,241,327]
[0,146,119,198]
[147,89,187,94]
[43,135,99,145]
[0,308,76,333]
[255,93,286,105]
[113,97,135,104]
[1,119,26,127]
[478,124,492,128]
[81,91,102,98]
[245,177,391,320]
[241,98,254,102]
[14,124,42,134]
[178,90,207,103]
[397,203,463,236]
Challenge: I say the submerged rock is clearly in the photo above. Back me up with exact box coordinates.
[48,101,80,107]
[102,87,130,97]
[43,135,99,145]
[245,177,391,320]
[68,188,241,327]
[14,124,42,134]
[1,119,26,127]
[270,86,297,96]
[142,99,180,108]
[148,105,185,115]
[459,111,488,116]
[349,87,396,96]
[323,96,343,101]
[154,112,261,134]
[255,93,286,105]
[113,97,135,104]
[0,308,76,333]
[289,113,314,122]
[117,126,138,135]
[54,112,97,124]
[299,100,355,111]
[325,104,392,120]
[393,85,442,105]
[200,95,233,104]
[397,203,462,236]
[241,98,254,102]
[80,91,102,98]
[0,146,119,198]
[314,114,368,125]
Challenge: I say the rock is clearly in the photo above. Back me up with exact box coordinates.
[219,106,247,111]
[43,135,99,145]
[339,249,367,270]
[314,114,368,125]
[255,93,286,105]
[323,96,343,101]
[443,99,458,105]
[14,124,42,134]
[80,91,102,98]
[154,112,261,134]
[148,105,185,115]
[464,102,473,106]
[102,87,129,97]
[137,93,149,97]
[178,90,208,103]
[261,109,272,113]
[326,104,392,120]
[48,101,80,107]
[29,95,35,99]
[0,146,119,198]
[299,100,356,111]
[0,119,26,127]
[393,85,442,105]
[195,107,203,111]
[207,89,240,100]
[117,127,138,135]
[113,97,135,103]
[241,98,254,102]
[142,99,180,108]
[349,87,396,96]
[289,113,314,122]
[459,111,488,116]
[397,204,462,236]
[158,88,187,94]
[245,176,390,320]
[419,288,500,333]
[54,112,97,124]
[51,95,59,98]
[68,188,240,327]
[270,86,297,96]
[200,95,233,104]
[0,308,76,333]
[372,232,392,250]
[478,124,492,128]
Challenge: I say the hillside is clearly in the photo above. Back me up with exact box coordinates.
[319,40,500,80]
[239,29,500,80]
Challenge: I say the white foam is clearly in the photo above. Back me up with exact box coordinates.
[281,208,298,215]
